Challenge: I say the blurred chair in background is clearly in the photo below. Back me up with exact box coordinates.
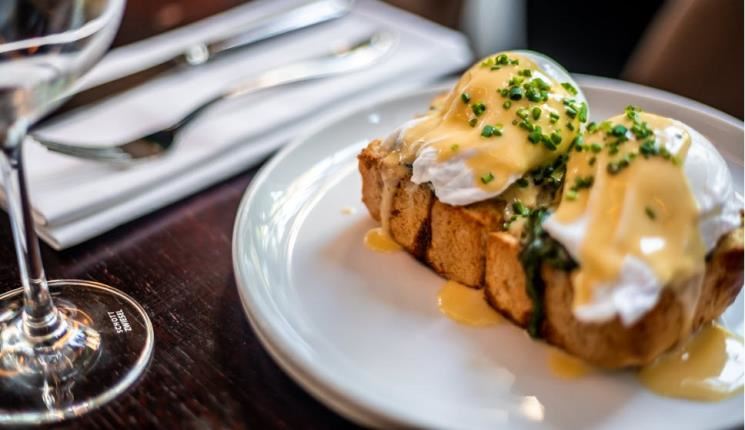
[624,0,743,118]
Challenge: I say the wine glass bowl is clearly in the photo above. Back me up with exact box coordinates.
[0,0,122,128]
[0,0,154,424]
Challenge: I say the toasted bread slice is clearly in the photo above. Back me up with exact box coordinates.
[358,139,744,368]
[360,140,505,287]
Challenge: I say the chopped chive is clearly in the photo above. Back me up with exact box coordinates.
[589,156,597,166]
[550,132,562,145]
[561,82,578,96]
[509,76,525,86]
[590,143,602,153]
[610,124,628,137]
[645,206,656,220]
[549,112,560,124]
[606,155,632,174]
[516,177,529,187]
[509,86,524,100]
[472,102,487,116]
[578,102,588,123]
[451,144,460,151]
[468,118,478,127]
[631,122,652,139]
[526,88,542,102]
[512,200,530,216]
[532,107,542,120]
[503,100,512,109]
[481,125,496,137]
[565,189,578,201]
[528,126,543,144]
[461,92,471,104]
[542,139,557,151]
[625,105,642,121]
[640,138,658,157]
[574,175,594,189]
[534,78,551,91]
[571,135,584,151]
[481,172,495,184]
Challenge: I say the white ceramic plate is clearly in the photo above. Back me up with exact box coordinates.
[233,76,744,430]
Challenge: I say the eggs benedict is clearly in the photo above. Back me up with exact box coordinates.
[357,51,743,381]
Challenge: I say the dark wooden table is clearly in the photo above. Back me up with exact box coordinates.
[0,166,360,428]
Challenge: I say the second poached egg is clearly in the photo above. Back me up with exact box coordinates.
[543,109,741,325]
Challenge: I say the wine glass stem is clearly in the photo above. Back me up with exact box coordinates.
[0,124,60,339]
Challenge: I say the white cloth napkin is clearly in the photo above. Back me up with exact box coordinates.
[23,0,472,249]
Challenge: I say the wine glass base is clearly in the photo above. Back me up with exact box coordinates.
[0,279,154,425]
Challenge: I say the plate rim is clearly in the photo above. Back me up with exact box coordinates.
[575,74,743,131]
[232,84,452,429]
[232,77,745,428]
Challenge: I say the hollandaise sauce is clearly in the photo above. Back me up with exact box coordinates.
[548,348,594,379]
[364,227,401,253]
[639,323,744,401]
[391,51,585,196]
[437,281,501,326]
[552,109,706,312]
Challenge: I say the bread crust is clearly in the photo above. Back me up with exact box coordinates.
[358,139,744,368]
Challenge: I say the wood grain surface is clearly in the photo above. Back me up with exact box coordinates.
[0,168,359,429]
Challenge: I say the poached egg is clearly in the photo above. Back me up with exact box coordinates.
[543,109,741,325]
[383,51,588,206]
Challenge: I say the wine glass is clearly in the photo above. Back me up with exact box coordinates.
[0,0,153,424]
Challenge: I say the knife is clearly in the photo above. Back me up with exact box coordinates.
[55,0,354,114]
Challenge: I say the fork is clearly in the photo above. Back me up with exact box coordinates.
[33,32,396,164]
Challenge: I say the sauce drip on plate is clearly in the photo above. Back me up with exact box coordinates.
[548,348,593,379]
[639,323,744,401]
[437,281,501,326]
[364,227,401,253]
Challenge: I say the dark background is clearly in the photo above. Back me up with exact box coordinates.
[525,0,665,77]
